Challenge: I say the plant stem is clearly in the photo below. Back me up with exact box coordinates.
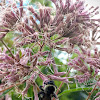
[35,66,46,76]
[0,82,22,93]
[1,39,15,59]
[53,67,72,100]
[56,67,72,94]
[86,84,97,100]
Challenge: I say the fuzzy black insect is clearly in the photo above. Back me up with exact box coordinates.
[38,80,58,100]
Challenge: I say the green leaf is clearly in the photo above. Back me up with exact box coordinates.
[27,85,34,100]
[19,50,22,58]
[71,53,78,59]
[31,0,52,7]
[0,87,14,98]
[58,87,93,97]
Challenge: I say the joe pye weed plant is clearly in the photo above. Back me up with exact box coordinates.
[0,0,100,100]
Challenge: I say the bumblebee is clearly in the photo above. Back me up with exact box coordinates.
[38,80,58,100]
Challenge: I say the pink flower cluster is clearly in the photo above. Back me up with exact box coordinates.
[68,47,100,83]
